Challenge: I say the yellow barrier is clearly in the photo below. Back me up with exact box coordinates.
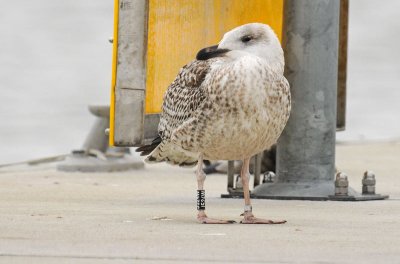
[110,0,283,145]
[145,0,283,114]
[109,0,119,146]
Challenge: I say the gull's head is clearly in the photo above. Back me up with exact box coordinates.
[197,23,284,71]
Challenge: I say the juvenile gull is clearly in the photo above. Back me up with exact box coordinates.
[137,23,291,224]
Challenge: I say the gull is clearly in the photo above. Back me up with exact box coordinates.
[137,23,291,224]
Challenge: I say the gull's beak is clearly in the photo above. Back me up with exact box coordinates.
[196,45,230,61]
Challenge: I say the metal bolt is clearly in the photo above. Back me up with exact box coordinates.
[71,149,86,157]
[235,175,243,189]
[108,37,113,44]
[362,170,376,195]
[105,128,110,136]
[263,171,275,183]
[335,172,349,196]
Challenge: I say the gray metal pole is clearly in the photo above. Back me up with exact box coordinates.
[253,0,340,199]
[113,0,148,147]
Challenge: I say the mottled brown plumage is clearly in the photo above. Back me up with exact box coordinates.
[138,23,291,224]
[144,52,290,165]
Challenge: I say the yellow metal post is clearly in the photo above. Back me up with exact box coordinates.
[109,0,284,145]
[109,0,119,146]
[145,0,283,114]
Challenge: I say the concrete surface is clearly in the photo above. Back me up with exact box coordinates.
[0,141,399,263]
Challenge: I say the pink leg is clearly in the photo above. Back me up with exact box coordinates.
[196,154,235,224]
[240,157,287,224]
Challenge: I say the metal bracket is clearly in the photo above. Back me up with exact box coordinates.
[222,152,263,198]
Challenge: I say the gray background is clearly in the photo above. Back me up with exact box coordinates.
[0,0,399,164]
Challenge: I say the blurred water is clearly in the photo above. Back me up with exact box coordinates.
[337,0,400,142]
[0,1,113,164]
[0,0,399,164]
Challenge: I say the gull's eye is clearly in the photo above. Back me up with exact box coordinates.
[241,35,253,43]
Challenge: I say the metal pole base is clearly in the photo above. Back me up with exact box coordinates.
[221,188,248,199]
[328,187,389,201]
[251,181,335,201]
[56,105,144,173]
[221,181,335,200]
[57,150,144,173]
[221,183,389,201]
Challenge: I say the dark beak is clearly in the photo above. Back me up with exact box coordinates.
[196,45,230,60]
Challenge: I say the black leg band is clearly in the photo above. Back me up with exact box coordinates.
[197,190,205,210]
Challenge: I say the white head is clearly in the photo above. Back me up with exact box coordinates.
[196,23,284,73]
[218,23,284,71]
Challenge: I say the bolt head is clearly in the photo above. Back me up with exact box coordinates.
[335,181,349,188]
[362,178,376,186]
[263,171,276,183]
[362,185,376,194]
[363,170,375,179]
[336,172,348,180]
[335,186,348,196]
[235,175,243,189]
[335,172,349,187]
[71,149,86,157]
[362,170,376,186]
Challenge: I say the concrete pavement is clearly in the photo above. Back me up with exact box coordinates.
[0,141,399,263]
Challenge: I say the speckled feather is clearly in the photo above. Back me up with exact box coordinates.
[143,23,291,166]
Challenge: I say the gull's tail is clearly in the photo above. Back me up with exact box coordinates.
[136,137,198,167]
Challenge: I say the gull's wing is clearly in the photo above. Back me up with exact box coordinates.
[137,58,219,165]
[158,59,215,140]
